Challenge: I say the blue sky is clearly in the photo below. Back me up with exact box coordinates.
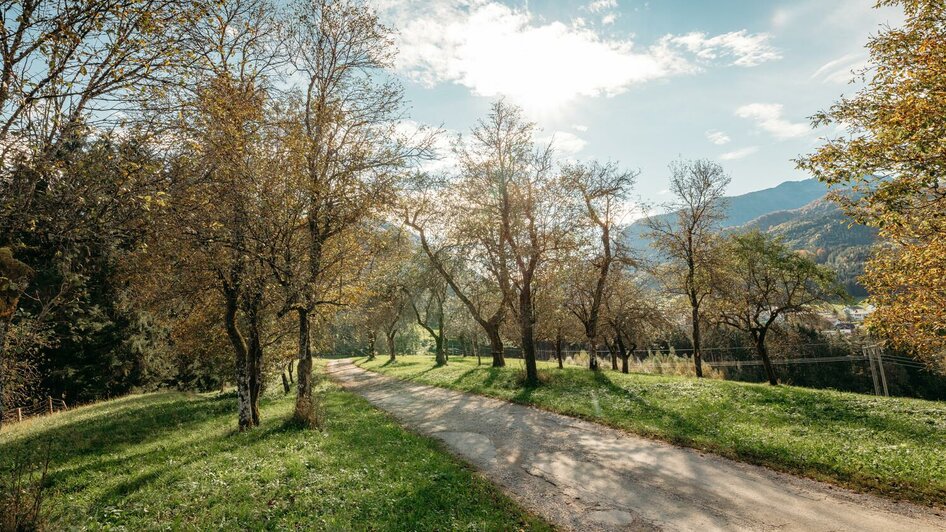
[374,0,902,204]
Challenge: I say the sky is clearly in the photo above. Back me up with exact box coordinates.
[371,0,903,204]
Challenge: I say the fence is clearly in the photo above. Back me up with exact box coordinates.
[1,397,68,425]
[441,339,942,399]
[332,335,943,399]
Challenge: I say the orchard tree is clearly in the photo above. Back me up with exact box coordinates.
[563,161,637,371]
[797,0,946,372]
[603,273,666,374]
[282,0,432,425]
[713,231,843,385]
[404,254,449,366]
[401,174,510,368]
[647,159,729,378]
[454,101,567,386]
[151,0,282,430]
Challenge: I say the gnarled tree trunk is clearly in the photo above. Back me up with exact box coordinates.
[754,330,777,386]
[387,330,397,362]
[224,286,254,431]
[293,308,316,426]
[486,324,505,367]
[519,283,539,385]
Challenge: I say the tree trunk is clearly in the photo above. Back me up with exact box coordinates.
[555,331,564,369]
[287,360,294,383]
[293,308,316,426]
[588,340,599,371]
[487,325,505,367]
[387,331,397,362]
[690,301,704,378]
[367,331,377,361]
[281,372,290,394]
[618,337,635,374]
[755,331,778,386]
[519,286,539,386]
[245,295,264,427]
[473,338,481,366]
[434,333,446,365]
[224,289,253,431]
[608,340,618,371]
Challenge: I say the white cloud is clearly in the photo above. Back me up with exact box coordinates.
[543,131,588,156]
[601,13,617,25]
[573,124,589,132]
[380,1,779,111]
[662,30,780,67]
[735,103,810,140]
[585,0,617,13]
[719,146,758,161]
[705,130,731,145]
[811,52,867,84]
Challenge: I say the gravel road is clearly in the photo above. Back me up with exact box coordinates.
[327,358,946,531]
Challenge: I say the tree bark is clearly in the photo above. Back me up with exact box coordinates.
[245,292,264,427]
[367,331,377,361]
[434,333,446,365]
[281,372,290,394]
[618,337,635,374]
[287,360,294,383]
[754,330,778,386]
[293,308,316,426]
[608,340,618,371]
[519,284,539,386]
[555,331,564,369]
[224,287,253,431]
[690,301,704,378]
[387,331,397,362]
[588,340,599,371]
[486,324,505,367]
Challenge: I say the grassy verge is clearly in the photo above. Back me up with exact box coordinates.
[0,373,550,530]
[357,355,946,507]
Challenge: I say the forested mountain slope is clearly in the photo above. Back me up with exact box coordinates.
[625,179,876,295]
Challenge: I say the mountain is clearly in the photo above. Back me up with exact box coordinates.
[626,178,877,296]
[625,179,829,251]
[738,197,877,296]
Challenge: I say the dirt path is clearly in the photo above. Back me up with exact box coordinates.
[327,359,945,532]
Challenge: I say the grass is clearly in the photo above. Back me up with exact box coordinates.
[357,355,946,507]
[0,370,550,531]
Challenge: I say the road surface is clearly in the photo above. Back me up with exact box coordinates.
[327,359,945,531]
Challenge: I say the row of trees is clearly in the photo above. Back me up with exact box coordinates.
[336,102,842,388]
[2,0,941,431]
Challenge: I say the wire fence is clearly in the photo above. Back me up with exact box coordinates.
[333,334,941,398]
[1,397,69,426]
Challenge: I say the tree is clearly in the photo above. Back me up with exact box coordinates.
[713,231,843,385]
[797,0,946,372]
[452,101,566,386]
[156,0,286,430]
[603,271,666,374]
[405,255,449,366]
[282,0,431,425]
[647,159,730,378]
[533,260,582,370]
[563,161,637,371]
[401,174,509,368]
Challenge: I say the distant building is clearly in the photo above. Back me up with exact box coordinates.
[843,304,875,323]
